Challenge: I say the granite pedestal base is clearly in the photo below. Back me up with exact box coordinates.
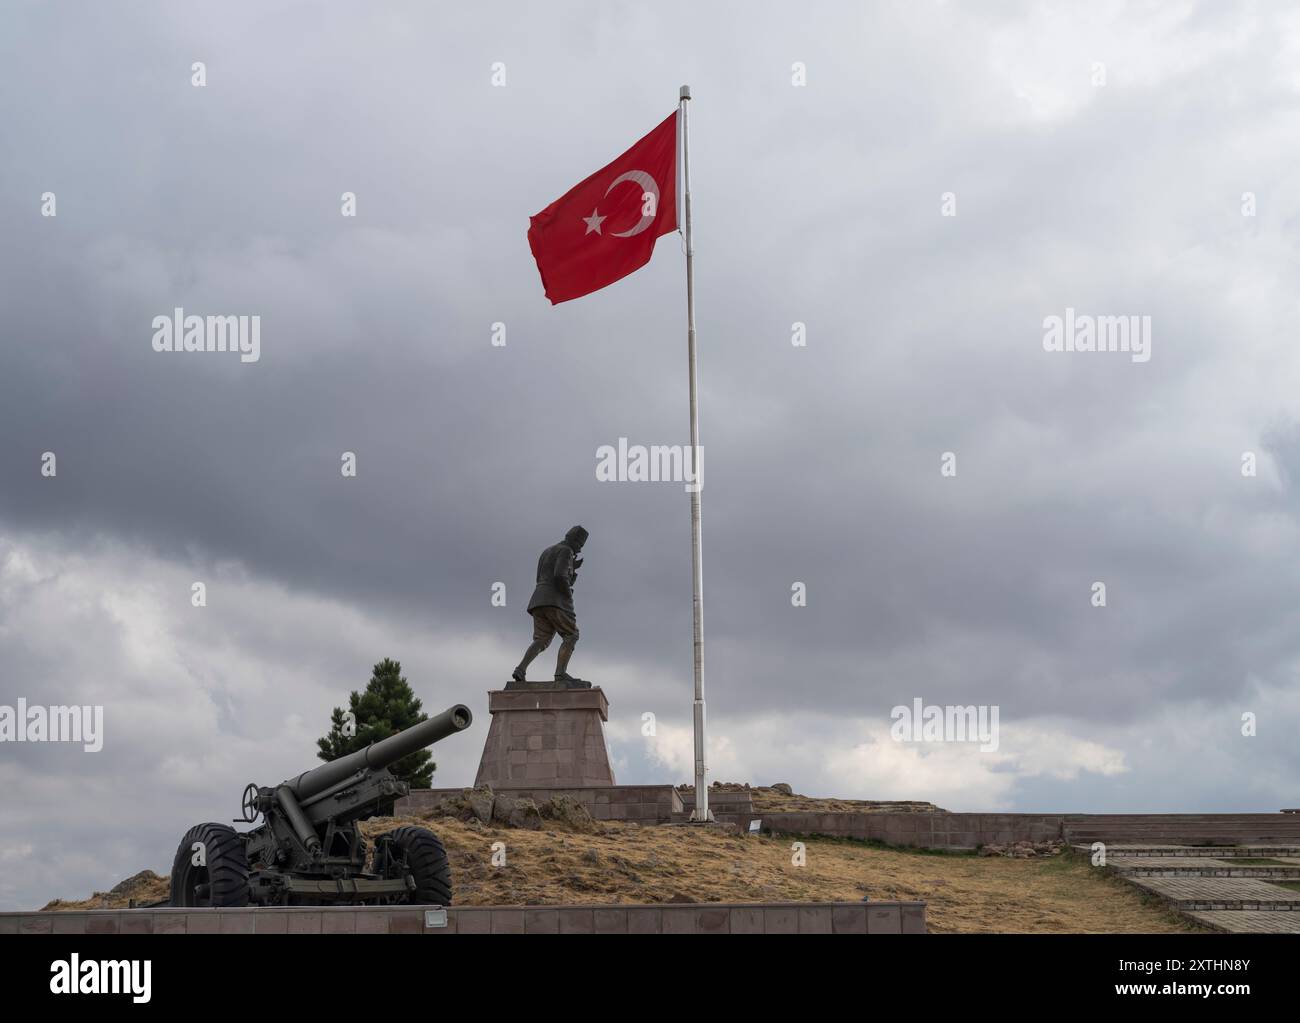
[473,685,616,789]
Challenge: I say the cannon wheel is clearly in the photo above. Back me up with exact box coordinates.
[384,826,453,905]
[170,822,250,908]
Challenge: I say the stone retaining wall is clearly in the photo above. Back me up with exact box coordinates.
[2,900,925,935]
[737,811,1065,848]
[676,788,755,818]
[400,788,1300,850]
[740,811,1300,849]
[1061,814,1300,845]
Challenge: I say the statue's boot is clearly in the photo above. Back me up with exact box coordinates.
[554,642,588,686]
[555,642,575,678]
[514,640,547,683]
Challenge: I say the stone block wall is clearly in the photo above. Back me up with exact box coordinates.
[735,811,1300,849]
[735,811,1067,849]
[675,788,756,819]
[2,900,926,935]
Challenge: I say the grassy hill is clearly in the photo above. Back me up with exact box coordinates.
[44,791,1196,933]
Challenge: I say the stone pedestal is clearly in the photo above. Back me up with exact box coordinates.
[474,686,616,789]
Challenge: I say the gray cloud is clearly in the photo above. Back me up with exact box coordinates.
[2,0,1299,909]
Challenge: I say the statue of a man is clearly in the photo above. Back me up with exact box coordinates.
[512,525,589,686]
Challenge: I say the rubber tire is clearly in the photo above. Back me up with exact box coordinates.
[386,826,453,905]
[170,822,250,907]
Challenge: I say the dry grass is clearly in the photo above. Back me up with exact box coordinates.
[43,870,170,913]
[44,810,1198,933]
[379,815,1196,933]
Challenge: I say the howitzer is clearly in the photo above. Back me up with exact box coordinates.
[169,703,472,907]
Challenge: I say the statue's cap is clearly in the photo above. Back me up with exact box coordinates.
[565,525,589,547]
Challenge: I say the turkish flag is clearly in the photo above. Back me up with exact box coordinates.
[528,111,678,304]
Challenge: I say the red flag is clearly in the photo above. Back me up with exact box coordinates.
[528,111,678,304]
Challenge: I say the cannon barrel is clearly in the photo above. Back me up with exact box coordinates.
[282,703,473,801]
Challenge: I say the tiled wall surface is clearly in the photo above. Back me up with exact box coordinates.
[739,811,1300,849]
[2,900,926,935]
[1061,813,1300,845]
[676,789,756,817]
[735,811,1067,848]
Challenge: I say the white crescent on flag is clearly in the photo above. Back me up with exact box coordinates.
[604,169,660,237]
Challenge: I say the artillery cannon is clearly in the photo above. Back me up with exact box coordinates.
[169,703,472,907]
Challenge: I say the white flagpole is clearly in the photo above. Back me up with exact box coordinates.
[679,85,712,823]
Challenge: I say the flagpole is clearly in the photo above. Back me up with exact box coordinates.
[680,84,712,823]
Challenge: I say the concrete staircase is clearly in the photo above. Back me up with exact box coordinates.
[1074,842,1300,933]
[1063,814,1300,846]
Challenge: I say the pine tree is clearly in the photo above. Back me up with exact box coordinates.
[316,659,435,796]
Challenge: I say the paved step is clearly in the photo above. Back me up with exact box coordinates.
[1071,843,1300,858]
[1076,836,1300,930]
[1186,911,1300,934]
[1063,814,1300,846]
[1109,856,1300,879]
[1128,876,1300,911]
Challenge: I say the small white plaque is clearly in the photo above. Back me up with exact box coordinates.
[424,908,448,928]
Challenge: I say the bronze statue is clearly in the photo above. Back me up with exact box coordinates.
[511,526,590,688]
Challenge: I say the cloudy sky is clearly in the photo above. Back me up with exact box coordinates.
[3,0,1300,909]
